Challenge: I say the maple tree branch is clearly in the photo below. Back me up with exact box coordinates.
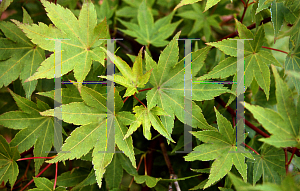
[20,163,52,191]
[243,143,259,155]
[17,156,55,161]
[261,46,289,54]
[139,88,153,92]
[13,154,33,189]
[241,0,246,7]
[129,154,144,188]
[219,17,271,41]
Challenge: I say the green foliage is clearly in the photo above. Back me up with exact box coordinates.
[0,0,299,190]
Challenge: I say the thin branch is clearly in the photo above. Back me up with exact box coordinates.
[128,155,144,188]
[139,88,153,92]
[134,93,146,108]
[241,0,246,7]
[284,148,288,175]
[219,17,271,41]
[17,156,55,161]
[287,147,297,167]
[240,0,248,23]
[243,143,260,155]
[20,163,52,191]
[123,96,130,103]
[261,46,289,54]
[53,162,58,190]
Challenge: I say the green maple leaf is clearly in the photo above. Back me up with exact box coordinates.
[0,89,54,176]
[100,47,152,97]
[42,86,136,188]
[285,46,300,94]
[202,21,281,99]
[0,9,45,99]
[244,65,300,148]
[184,108,254,189]
[124,105,174,142]
[228,171,300,191]
[249,144,285,184]
[29,177,66,191]
[176,3,221,41]
[0,135,20,187]
[15,0,108,91]
[146,32,232,135]
[174,0,225,12]
[118,0,182,47]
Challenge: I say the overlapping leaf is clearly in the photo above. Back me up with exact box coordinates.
[29,177,66,191]
[174,0,223,11]
[176,3,220,40]
[184,108,254,189]
[0,135,20,187]
[118,0,181,47]
[202,21,281,99]
[0,9,45,99]
[16,0,109,91]
[244,65,300,148]
[0,89,54,176]
[124,105,174,142]
[249,144,285,184]
[146,32,231,134]
[100,47,152,97]
[42,86,136,188]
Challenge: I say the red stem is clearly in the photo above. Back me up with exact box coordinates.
[240,0,248,23]
[241,0,246,7]
[134,93,147,108]
[17,156,54,161]
[243,143,259,155]
[20,163,52,191]
[53,162,58,190]
[261,46,289,54]
[139,88,152,92]
[284,148,288,174]
[287,147,297,167]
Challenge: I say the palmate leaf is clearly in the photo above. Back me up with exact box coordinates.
[244,65,300,148]
[0,9,45,99]
[16,0,108,91]
[146,32,232,134]
[0,89,54,176]
[43,86,136,188]
[184,108,254,189]
[249,144,285,184]
[118,0,181,47]
[176,3,221,40]
[285,46,300,94]
[100,47,152,97]
[202,21,281,99]
[0,135,20,187]
[174,0,224,12]
[124,105,174,142]
[29,177,66,191]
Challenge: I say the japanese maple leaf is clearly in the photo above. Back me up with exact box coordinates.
[41,86,136,188]
[100,47,152,97]
[244,65,300,149]
[0,135,20,188]
[0,9,45,99]
[123,105,174,142]
[200,20,281,99]
[13,0,109,90]
[145,31,232,135]
[184,108,254,189]
[0,89,54,176]
[249,144,285,185]
[118,0,181,47]
[176,3,221,41]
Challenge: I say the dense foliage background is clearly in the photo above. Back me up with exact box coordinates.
[0,0,300,190]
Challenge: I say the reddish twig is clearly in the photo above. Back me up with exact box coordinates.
[243,143,259,155]
[241,0,246,7]
[20,163,52,191]
[261,46,288,54]
[129,155,144,188]
[284,148,288,174]
[53,162,58,190]
[240,0,248,23]
[134,93,147,108]
[219,17,271,41]
[287,147,297,167]
[139,88,152,92]
[17,156,55,161]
